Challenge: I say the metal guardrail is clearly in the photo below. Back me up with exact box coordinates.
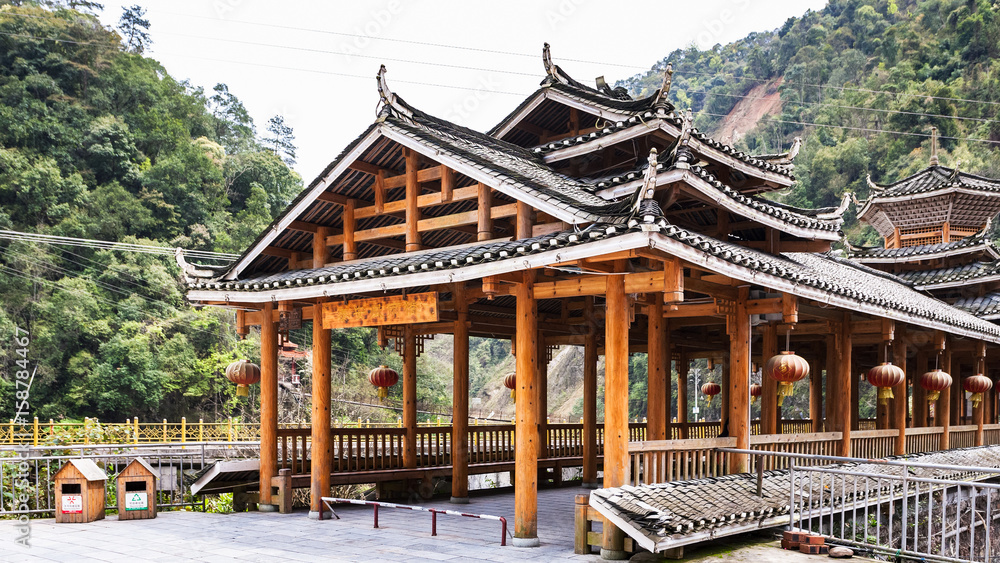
[322,497,508,546]
[717,447,1000,563]
[0,442,259,517]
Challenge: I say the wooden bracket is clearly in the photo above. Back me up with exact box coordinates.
[663,256,684,303]
[781,293,798,324]
[881,318,895,343]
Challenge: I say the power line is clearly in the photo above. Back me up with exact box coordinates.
[0,230,239,260]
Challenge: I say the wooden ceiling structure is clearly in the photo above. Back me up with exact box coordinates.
[182,48,1000,551]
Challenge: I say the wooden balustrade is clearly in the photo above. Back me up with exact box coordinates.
[749,432,842,471]
[627,438,736,486]
[331,427,406,472]
[468,425,515,464]
[949,425,978,449]
[850,429,897,459]
[415,427,451,467]
[277,428,310,474]
[904,427,943,454]
[857,418,877,431]
[546,424,584,458]
[984,424,1000,446]
[780,420,814,434]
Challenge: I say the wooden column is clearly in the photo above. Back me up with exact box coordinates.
[513,270,539,547]
[760,323,779,435]
[537,336,548,459]
[939,346,952,451]
[837,314,853,457]
[313,227,330,268]
[477,183,492,241]
[825,335,839,435]
[975,343,986,446]
[516,200,534,240]
[451,283,470,503]
[309,305,332,518]
[646,296,667,441]
[913,352,928,427]
[441,166,454,202]
[951,361,962,426]
[259,301,279,510]
[728,287,751,474]
[582,297,598,487]
[404,149,421,252]
[601,261,630,559]
[402,327,418,469]
[876,345,889,430]
[892,337,908,456]
[677,353,689,439]
[850,352,860,431]
[810,351,823,433]
[342,199,357,261]
[720,356,731,436]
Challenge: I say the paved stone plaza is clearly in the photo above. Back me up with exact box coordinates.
[1,488,824,562]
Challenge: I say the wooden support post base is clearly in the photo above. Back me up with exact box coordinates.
[276,469,293,514]
[308,510,333,520]
[449,496,469,504]
[662,546,685,560]
[600,547,628,560]
[258,503,279,512]
[511,537,541,548]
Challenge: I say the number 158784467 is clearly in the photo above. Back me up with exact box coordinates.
[13,326,34,424]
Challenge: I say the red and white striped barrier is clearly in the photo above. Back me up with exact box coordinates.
[321,497,508,546]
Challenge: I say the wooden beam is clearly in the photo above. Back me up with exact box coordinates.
[516,200,534,240]
[349,160,392,176]
[383,164,444,189]
[315,191,353,206]
[374,170,386,213]
[314,227,331,268]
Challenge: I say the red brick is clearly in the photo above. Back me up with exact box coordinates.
[799,543,824,555]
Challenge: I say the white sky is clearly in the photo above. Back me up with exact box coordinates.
[96,0,827,183]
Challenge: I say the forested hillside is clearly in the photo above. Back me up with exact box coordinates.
[0,2,304,421]
[622,0,1000,245]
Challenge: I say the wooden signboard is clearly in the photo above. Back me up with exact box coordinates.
[322,292,439,329]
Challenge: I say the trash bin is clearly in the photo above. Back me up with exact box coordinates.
[116,457,158,520]
[54,459,106,523]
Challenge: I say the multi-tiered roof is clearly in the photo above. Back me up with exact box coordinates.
[182,46,1000,342]
[849,138,1000,320]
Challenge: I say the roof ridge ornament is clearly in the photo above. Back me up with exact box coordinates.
[866,173,883,193]
[817,192,853,220]
[175,248,216,280]
[670,108,695,169]
[376,64,413,122]
[653,63,674,109]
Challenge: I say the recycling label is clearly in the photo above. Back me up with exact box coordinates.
[61,495,83,514]
[125,492,148,511]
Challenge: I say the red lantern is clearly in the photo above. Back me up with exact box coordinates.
[764,351,810,406]
[750,384,762,404]
[503,372,517,401]
[919,369,952,403]
[866,362,905,405]
[368,365,399,401]
[225,359,261,397]
[963,374,993,409]
[701,382,721,405]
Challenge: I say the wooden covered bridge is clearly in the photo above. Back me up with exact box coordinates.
[181,45,1000,555]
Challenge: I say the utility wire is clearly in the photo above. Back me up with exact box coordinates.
[0,230,239,260]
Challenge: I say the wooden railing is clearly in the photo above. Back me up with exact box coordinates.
[331,427,406,472]
[850,429,897,459]
[627,437,736,486]
[904,427,943,454]
[468,425,515,464]
[984,424,1000,446]
[415,427,451,467]
[750,432,842,471]
[949,425,978,449]
[858,418,877,431]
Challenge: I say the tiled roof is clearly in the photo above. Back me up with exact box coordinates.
[529,111,794,179]
[592,161,840,236]
[191,202,1000,342]
[846,231,993,263]
[188,212,658,293]
[386,101,633,223]
[953,293,1000,320]
[591,446,1000,551]
[652,225,1000,338]
[867,165,1000,199]
[897,261,1000,289]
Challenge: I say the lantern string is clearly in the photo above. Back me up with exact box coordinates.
[935,351,940,371]
[784,328,790,352]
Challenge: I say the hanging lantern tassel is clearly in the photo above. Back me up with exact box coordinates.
[777,382,794,406]
[377,386,389,401]
[877,386,895,405]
